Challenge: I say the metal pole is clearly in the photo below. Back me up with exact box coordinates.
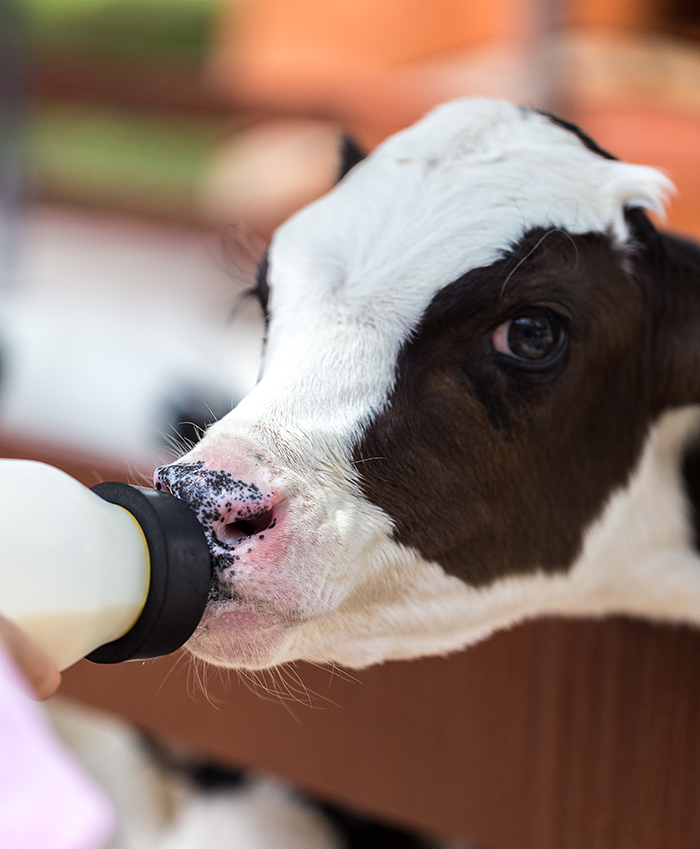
[0,0,25,293]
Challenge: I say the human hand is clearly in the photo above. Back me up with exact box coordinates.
[0,615,61,700]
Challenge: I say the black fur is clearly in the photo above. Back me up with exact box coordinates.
[337,135,367,180]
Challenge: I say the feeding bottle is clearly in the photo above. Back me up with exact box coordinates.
[0,459,211,671]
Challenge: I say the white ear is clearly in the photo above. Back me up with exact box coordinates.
[607,162,676,221]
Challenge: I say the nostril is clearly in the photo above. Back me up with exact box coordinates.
[220,507,276,542]
[153,463,281,543]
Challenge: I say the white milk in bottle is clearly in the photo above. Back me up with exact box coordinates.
[0,460,211,670]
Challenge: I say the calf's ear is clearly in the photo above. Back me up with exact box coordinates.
[337,135,367,181]
[641,218,700,410]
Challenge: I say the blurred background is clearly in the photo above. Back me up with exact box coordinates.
[2,0,700,470]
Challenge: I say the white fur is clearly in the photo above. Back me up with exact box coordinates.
[238,100,672,442]
[48,700,344,849]
[177,98,691,670]
[158,779,342,849]
[276,407,700,668]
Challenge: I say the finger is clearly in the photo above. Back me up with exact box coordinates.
[0,616,62,700]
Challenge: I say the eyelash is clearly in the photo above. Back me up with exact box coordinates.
[249,253,270,323]
[252,285,269,318]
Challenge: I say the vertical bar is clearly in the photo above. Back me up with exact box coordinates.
[0,0,24,293]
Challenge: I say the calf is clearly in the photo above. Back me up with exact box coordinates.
[155,98,700,670]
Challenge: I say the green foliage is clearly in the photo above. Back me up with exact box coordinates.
[24,0,220,66]
[25,101,235,218]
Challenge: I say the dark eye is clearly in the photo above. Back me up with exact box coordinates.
[492,308,566,367]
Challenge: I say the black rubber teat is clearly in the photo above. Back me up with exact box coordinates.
[86,483,212,664]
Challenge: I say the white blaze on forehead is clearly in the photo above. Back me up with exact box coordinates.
[226,98,673,445]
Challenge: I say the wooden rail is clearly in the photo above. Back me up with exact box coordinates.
[6,436,700,848]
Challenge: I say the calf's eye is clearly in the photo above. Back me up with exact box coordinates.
[492,308,566,366]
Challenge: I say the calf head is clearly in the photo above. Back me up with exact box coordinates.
[155,98,700,669]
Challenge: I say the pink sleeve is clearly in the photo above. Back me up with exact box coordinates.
[0,644,115,849]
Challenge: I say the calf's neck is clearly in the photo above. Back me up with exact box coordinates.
[155,98,700,669]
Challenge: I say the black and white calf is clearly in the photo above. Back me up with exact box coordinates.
[155,97,700,670]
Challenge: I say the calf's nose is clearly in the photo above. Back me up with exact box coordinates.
[153,462,279,545]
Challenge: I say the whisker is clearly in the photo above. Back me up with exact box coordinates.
[156,651,189,697]
[234,668,304,723]
[186,655,224,709]
[350,456,385,466]
[309,660,361,688]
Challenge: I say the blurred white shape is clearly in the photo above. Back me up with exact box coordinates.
[0,205,264,469]
[197,119,340,237]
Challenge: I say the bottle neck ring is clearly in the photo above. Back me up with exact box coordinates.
[86,483,212,663]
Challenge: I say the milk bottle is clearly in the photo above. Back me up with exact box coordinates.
[0,460,211,670]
